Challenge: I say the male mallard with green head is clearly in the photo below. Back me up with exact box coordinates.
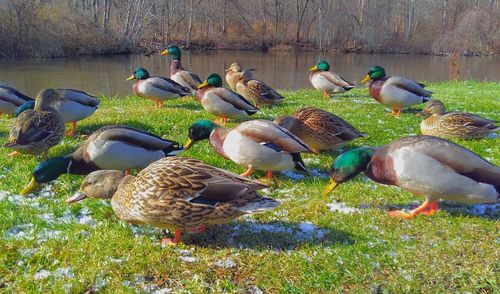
[66,157,279,245]
[361,66,431,117]
[5,89,65,158]
[323,136,499,219]
[418,100,499,139]
[20,125,183,195]
[126,67,191,108]
[160,45,202,99]
[309,61,354,99]
[185,119,315,179]
[197,73,258,125]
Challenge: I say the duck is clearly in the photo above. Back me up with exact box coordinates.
[225,63,254,91]
[309,61,354,98]
[15,89,99,137]
[185,119,315,179]
[235,69,284,107]
[20,125,183,195]
[65,156,279,245]
[323,135,499,219]
[126,67,191,108]
[274,107,365,151]
[5,89,65,158]
[160,45,202,100]
[361,66,432,117]
[197,73,258,125]
[417,100,499,139]
[0,85,33,116]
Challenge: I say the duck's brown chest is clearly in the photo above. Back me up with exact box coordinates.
[368,79,385,102]
[365,154,398,186]
[132,81,140,95]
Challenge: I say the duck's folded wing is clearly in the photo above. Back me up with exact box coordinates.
[144,157,267,205]
[178,70,203,89]
[322,72,354,87]
[237,120,313,153]
[210,88,258,112]
[247,80,284,100]
[150,77,191,95]
[389,76,432,97]
[0,86,33,105]
[56,89,100,107]
[398,136,500,186]
[96,126,180,151]
[8,111,55,145]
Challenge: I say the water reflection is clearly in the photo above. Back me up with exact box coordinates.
[0,51,498,97]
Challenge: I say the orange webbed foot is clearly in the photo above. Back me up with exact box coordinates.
[161,229,182,246]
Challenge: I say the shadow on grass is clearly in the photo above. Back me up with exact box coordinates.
[166,102,201,111]
[182,220,356,250]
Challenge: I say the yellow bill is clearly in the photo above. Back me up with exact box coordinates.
[309,65,318,72]
[322,178,338,197]
[198,80,209,89]
[126,75,135,81]
[184,138,194,150]
[160,49,169,55]
[360,74,371,84]
[21,176,39,195]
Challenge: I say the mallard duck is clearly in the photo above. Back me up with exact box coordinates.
[235,70,284,107]
[361,66,432,117]
[225,63,254,91]
[274,107,365,151]
[197,73,258,125]
[15,89,99,137]
[160,45,202,100]
[66,157,279,245]
[309,61,354,98]
[323,135,499,219]
[0,85,33,116]
[126,67,191,108]
[417,100,499,139]
[185,119,315,179]
[5,89,64,157]
[20,125,183,195]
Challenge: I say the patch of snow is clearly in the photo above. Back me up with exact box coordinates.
[310,169,329,178]
[247,286,264,294]
[179,256,198,263]
[303,157,321,165]
[34,269,51,280]
[53,267,74,279]
[5,224,34,240]
[486,133,498,139]
[93,276,109,291]
[280,170,305,181]
[326,201,362,214]
[463,203,500,216]
[215,258,236,269]
[18,248,36,258]
[154,288,173,294]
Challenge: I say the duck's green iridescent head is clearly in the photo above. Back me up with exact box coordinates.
[323,148,373,196]
[309,60,330,72]
[15,100,35,117]
[185,120,218,150]
[198,74,223,89]
[126,68,150,81]
[361,66,386,83]
[160,45,181,60]
[21,156,72,195]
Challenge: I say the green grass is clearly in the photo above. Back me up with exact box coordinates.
[0,81,499,293]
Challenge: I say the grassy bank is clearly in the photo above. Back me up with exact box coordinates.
[0,82,498,293]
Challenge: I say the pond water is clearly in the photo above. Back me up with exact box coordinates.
[0,51,498,98]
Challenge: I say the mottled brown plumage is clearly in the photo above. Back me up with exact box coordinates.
[67,157,279,244]
[5,89,64,155]
[225,63,254,90]
[274,107,365,151]
[419,100,499,139]
[235,70,284,107]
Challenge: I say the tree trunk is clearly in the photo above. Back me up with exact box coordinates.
[187,0,194,49]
